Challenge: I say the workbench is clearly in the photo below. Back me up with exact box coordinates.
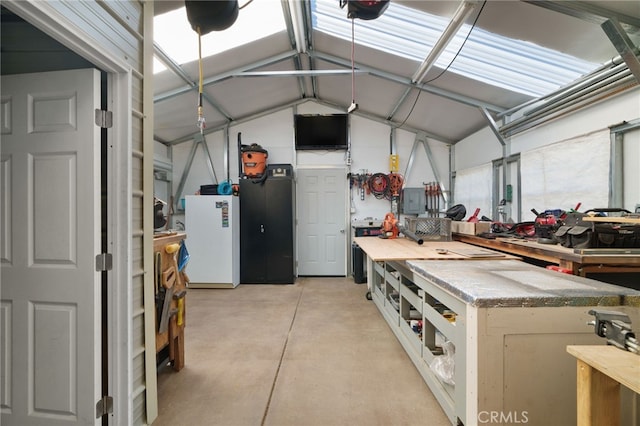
[153,232,188,371]
[567,345,640,426]
[355,236,640,426]
[353,237,518,296]
[454,233,640,276]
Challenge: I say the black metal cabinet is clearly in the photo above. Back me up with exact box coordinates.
[240,177,295,284]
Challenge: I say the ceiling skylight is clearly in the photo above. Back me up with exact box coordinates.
[154,2,286,74]
[312,1,600,97]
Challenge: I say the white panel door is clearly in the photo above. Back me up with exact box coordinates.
[296,168,347,276]
[1,69,101,425]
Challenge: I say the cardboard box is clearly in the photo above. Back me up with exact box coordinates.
[451,221,491,235]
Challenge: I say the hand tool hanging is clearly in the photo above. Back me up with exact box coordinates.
[369,173,390,199]
[424,181,441,217]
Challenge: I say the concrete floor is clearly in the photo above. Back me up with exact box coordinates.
[154,277,450,426]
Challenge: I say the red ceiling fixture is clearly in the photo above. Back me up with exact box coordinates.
[342,0,390,20]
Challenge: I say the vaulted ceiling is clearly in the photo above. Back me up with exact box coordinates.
[2,1,638,146]
[151,1,639,146]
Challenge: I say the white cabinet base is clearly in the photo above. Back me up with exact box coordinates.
[368,258,640,426]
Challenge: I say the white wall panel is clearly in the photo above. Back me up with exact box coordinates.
[453,88,639,215]
[171,100,449,225]
[45,1,143,72]
[453,164,493,221]
[454,126,503,171]
[520,130,609,216]
[511,89,640,155]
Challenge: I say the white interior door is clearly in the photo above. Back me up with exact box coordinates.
[1,68,101,425]
[296,168,347,276]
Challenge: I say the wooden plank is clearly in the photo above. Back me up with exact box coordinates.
[445,248,507,258]
[353,237,515,261]
[567,345,640,393]
[451,221,491,235]
[582,216,640,224]
[575,359,620,426]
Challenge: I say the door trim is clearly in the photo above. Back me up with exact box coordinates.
[3,2,136,424]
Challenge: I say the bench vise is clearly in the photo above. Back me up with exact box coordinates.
[588,309,639,354]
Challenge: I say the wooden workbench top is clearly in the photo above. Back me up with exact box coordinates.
[353,236,516,261]
[153,231,187,248]
[567,345,640,393]
[455,234,640,266]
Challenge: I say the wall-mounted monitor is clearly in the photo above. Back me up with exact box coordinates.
[294,114,348,151]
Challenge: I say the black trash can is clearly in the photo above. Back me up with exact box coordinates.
[352,242,366,284]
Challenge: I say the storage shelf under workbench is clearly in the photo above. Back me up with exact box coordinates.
[361,239,640,426]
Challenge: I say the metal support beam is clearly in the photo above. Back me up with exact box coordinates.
[312,51,504,113]
[173,138,199,210]
[172,133,219,209]
[288,0,308,53]
[610,118,640,134]
[223,125,230,181]
[608,118,640,208]
[386,86,413,120]
[411,0,480,84]
[281,0,308,98]
[235,69,367,77]
[154,50,297,103]
[198,133,219,184]
[154,42,233,120]
[387,0,480,122]
[523,1,640,27]
[609,131,623,208]
[478,107,506,146]
[601,18,640,85]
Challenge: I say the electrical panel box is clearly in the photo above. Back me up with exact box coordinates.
[402,188,426,214]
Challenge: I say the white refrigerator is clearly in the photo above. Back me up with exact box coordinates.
[185,195,240,288]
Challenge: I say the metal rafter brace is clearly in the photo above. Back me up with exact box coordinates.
[174,133,219,209]
[403,132,449,209]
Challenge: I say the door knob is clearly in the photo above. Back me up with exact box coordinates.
[260,224,265,233]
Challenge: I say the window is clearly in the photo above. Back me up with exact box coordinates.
[312,0,599,97]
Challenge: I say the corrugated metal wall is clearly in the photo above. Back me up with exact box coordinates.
[40,1,153,424]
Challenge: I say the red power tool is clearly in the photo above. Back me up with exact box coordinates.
[380,212,399,239]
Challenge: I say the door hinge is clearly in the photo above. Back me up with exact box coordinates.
[95,253,113,271]
[95,109,113,128]
[96,395,113,418]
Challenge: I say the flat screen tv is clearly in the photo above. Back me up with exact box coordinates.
[294,114,348,150]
